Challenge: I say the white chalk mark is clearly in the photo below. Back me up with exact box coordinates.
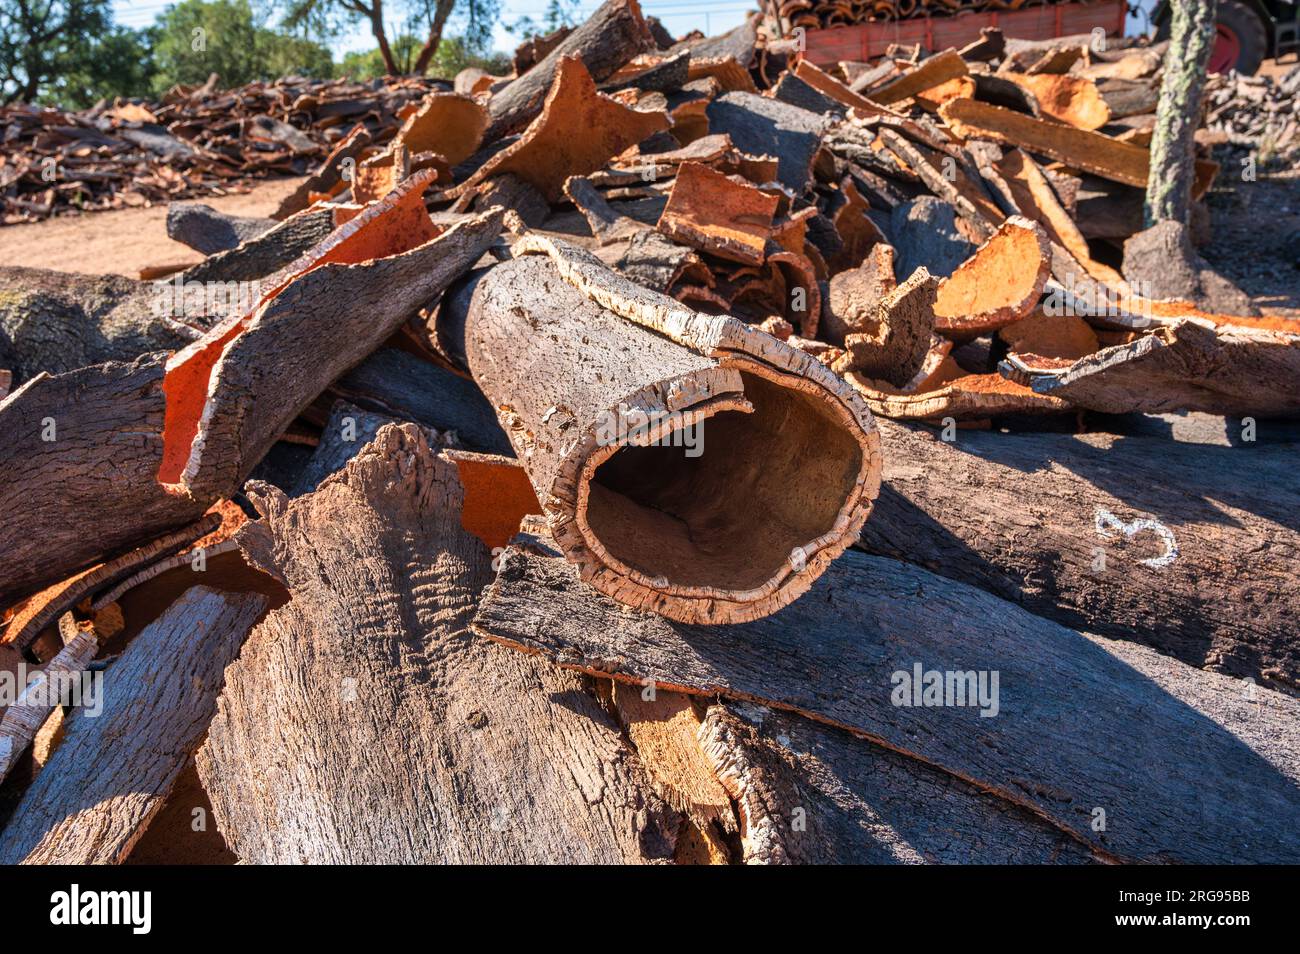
[1094,507,1178,568]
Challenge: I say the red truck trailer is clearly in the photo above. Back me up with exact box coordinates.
[795,1,1128,66]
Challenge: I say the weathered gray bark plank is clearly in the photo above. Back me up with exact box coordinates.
[0,354,211,607]
[166,203,276,255]
[863,417,1300,692]
[472,544,1300,863]
[0,586,267,864]
[196,424,678,864]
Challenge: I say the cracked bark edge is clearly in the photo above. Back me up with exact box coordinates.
[2,512,220,656]
[197,423,679,864]
[1006,319,1300,418]
[468,233,880,624]
[159,196,504,503]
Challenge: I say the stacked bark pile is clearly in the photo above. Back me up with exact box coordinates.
[1205,66,1300,167]
[0,75,444,224]
[1,1,1298,866]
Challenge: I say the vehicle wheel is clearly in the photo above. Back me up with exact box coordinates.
[1156,1,1268,75]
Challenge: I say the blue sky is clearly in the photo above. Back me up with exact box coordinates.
[110,0,754,56]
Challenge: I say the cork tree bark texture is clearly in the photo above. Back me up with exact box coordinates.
[1146,0,1217,225]
[197,424,679,864]
[462,234,882,624]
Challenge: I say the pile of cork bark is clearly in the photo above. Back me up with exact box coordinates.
[0,74,443,224]
[1,1,1297,865]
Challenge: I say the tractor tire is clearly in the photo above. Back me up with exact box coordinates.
[1157,0,1268,75]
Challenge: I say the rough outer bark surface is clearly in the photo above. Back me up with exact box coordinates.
[697,702,1094,864]
[1015,318,1300,417]
[166,203,275,255]
[0,354,210,607]
[705,92,830,194]
[180,208,337,289]
[196,424,678,864]
[889,197,975,282]
[841,266,937,386]
[331,347,513,456]
[1146,0,1216,225]
[166,208,504,502]
[0,586,267,864]
[863,417,1300,692]
[464,234,881,624]
[0,267,196,385]
[472,545,1300,863]
[484,0,654,142]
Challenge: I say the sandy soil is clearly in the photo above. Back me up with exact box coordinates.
[0,177,306,278]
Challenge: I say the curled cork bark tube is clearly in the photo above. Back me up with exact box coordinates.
[464,234,882,624]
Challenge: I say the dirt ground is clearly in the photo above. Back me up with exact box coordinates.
[0,177,305,277]
[1202,166,1300,318]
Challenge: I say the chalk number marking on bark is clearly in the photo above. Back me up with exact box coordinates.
[1094,507,1178,569]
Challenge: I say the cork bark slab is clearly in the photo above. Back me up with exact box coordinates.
[0,354,211,607]
[484,0,654,141]
[397,91,487,166]
[657,160,779,266]
[464,233,881,624]
[933,215,1052,340]
[196,424,679,864]
[1010,319,1300,417]
[865,49,970,106]
[940,98,1217,197]
[472,545,1300,864]
[1004,73,1111,131]
[464,56,668,204]
[158,172,503,502]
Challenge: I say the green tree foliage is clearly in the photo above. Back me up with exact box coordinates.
[0,0,118,103]
[150,0,334,93]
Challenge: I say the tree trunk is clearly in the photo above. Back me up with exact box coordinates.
[459,234,881,624]
[863,417,1300,692]
[368,1,400,76]
[413,0,456,75]
[473,541,1300,864]
[1145,0,1216,225]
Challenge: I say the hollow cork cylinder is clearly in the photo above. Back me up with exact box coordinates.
[464,235,882,624]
